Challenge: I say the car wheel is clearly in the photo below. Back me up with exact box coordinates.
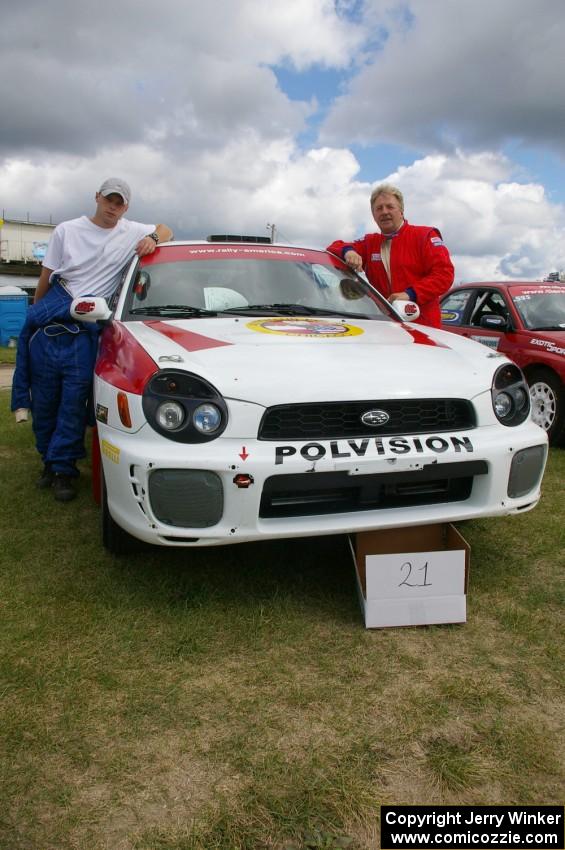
[101,472,139,555]
[528,368,565,445]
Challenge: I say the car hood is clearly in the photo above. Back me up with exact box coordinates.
[124,316,503,405]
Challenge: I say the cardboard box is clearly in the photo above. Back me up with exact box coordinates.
[350,523,470,629]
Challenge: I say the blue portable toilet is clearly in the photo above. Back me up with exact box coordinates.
[0,285,28,347]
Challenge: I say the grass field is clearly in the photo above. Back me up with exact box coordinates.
[0,390,563,850]
[0,344,16,364]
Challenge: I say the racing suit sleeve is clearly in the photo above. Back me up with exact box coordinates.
[406,229,454,307]
[326,236,370,267]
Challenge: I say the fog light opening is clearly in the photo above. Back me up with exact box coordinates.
[149,469,223,527]
[507,444,547,499]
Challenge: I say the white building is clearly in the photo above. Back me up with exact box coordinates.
[0,217,55,264]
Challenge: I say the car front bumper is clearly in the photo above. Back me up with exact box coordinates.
[98,420,548,547]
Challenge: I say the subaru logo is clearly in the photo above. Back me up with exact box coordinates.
[361,409,390,427]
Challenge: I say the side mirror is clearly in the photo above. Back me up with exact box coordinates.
[480,314,507,330]
[70,297,113,324]
[393,300,420,322]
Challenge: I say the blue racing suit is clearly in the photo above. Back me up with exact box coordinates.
[11,280,100,477]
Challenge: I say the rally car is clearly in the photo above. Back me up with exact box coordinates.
[72,241,548,554]
[440,281,565,444]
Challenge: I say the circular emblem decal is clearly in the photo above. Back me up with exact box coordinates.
[246,318,363,337]
[361,409,390,427]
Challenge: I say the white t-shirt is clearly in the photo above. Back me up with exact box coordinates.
[44,215,155,298]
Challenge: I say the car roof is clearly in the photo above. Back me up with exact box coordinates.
[155,240,324,251]
[450,280,564,290]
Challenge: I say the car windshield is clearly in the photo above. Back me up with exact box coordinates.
[124,250,394,321]
[510,287,565,330]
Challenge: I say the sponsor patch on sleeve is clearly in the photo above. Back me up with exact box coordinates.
[430,237,445,247]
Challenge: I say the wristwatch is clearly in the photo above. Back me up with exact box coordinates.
[148,232,159,244]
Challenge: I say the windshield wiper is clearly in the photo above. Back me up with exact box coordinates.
[222,302,373,319]
[129,304,218,317]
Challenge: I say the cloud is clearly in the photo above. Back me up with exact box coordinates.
[322,0,565,157]
[378,152,565,281]
[0,137,367,245]
[1,0,564,282]
[3,143,564,282]
[0,0,363,158]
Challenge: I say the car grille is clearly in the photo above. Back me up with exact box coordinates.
[259,461,487,518]
[258,399,476,440]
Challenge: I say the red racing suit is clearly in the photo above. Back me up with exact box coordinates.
[327,220,454,327]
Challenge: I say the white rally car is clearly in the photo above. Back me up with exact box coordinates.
[72,240,548,554]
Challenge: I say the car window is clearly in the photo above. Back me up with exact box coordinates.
[469,290,510,327]
[440,289,474,326]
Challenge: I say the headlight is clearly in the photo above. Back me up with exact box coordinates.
[493,392,512,419]
[193,403,222,434]
[491,363,530,427]
[156,401,185,430]
[143,371,228,442]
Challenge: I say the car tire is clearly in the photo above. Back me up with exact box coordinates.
[528,367,565,446]
[101,472,140,555]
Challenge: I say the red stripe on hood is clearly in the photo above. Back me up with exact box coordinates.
[402,325,449,348]
[96,323,158,394]
[145,320,232,351]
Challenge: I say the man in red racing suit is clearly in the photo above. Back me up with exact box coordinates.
[327,183,454,327]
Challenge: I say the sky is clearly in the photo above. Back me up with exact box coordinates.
[1,0,564,282]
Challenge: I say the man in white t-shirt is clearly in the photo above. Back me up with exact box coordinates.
[11,178,173,502]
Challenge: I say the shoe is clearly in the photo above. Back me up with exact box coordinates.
[53,474,77,502]
[37,465,55,489]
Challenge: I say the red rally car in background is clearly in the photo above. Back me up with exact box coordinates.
[440,281,565,445]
